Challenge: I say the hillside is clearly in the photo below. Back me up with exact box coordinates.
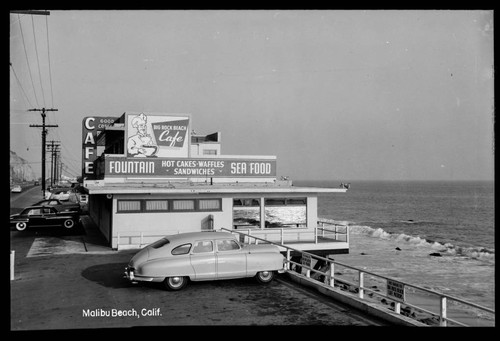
[10,150,37,183]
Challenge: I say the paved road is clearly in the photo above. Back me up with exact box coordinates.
[10,185,45,214]
[10,190,389,330]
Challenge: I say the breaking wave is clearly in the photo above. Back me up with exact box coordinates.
[329,220,495,262]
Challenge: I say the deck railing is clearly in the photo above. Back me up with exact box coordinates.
[220,228,495,327]
[232,225,348,245]
[115,224,348,250]
[115,233,168,249]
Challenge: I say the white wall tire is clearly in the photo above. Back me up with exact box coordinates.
[15,222,27,231]
[164,276,188,291]
[63,219,75,229]
[255,271,275,284]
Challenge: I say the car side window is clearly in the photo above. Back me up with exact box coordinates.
[43,208,55,214]
[171,243,192,255]
[28,209,42,216]
[193,240,214,253]
[216,239,240,252]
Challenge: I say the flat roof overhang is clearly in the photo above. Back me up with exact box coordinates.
[85,184,348,195]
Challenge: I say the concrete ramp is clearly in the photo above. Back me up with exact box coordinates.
[27,237,87,257]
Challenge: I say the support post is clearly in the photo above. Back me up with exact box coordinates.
[395,302,401,314]
[10,250,15,280]
[440,296,448,326]
[286,249,291,270]
[359,272,364,299]
[328,261,335,287]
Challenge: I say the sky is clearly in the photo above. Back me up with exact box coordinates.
[9,10,494,181]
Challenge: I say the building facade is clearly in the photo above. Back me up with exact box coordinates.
[82,112,349,255]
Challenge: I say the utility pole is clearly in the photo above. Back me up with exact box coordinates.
[29,108,58,196]
[46,140,60,187]
[59,162,64,183]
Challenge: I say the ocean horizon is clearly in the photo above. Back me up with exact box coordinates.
[294,179,495,324]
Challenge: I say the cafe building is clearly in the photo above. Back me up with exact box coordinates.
[82,112,349,255]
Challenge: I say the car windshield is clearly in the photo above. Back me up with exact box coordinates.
[150,238,170,249]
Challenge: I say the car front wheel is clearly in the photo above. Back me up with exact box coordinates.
[255,271,275,284]
[15,222,28,231]
[164,276,188,291]
[63,219,75,229]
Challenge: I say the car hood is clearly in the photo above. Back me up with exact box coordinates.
[243,244,280,254]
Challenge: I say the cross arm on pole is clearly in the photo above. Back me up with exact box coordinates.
[29,124,58,128]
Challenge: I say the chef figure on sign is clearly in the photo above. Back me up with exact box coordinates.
[127,113,158,157]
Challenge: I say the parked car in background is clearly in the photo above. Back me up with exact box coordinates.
[11,185,22,193]
[49,188,73,201]
[124,231,285,291]
[10,205,81,231]
[33,199,81,214]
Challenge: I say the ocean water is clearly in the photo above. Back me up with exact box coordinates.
[295,180,495,321]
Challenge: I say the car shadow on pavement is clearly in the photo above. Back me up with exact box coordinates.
[82,262,144,289]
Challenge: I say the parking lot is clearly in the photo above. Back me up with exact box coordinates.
[10,187,388,329]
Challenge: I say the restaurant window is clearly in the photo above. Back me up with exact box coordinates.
[233,198,261,228]
[117,200,141,212]
[172,200,195,211]
[199,199,221,211]
[145,200,169,211]
[264,198,307,228]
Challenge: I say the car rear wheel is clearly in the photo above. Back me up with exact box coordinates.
[255,270,275,284]
[63,219,75,229]
[164,276,188,291]
[15,222,28,231]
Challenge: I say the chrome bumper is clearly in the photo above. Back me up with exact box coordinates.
[123,267,161,283]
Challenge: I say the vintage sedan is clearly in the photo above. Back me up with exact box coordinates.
[33,198,81,214]
[124,231,285,291]
[10,205,81,231]
[49,188,72,201]
[11,185,22,193]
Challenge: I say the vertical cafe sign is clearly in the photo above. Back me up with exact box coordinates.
[82,116,117,180]
[125,112,190,158]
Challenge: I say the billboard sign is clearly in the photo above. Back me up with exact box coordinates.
[105,157,277,178]
[126,113,190,158]
[82,116,118,179]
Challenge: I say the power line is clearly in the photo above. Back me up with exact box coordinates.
[10,63,33,107]
[60,156,81,176]
[45,15,54,107]
[61,154,80,173]
[31,15,46,107]
[17,14,39,107]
